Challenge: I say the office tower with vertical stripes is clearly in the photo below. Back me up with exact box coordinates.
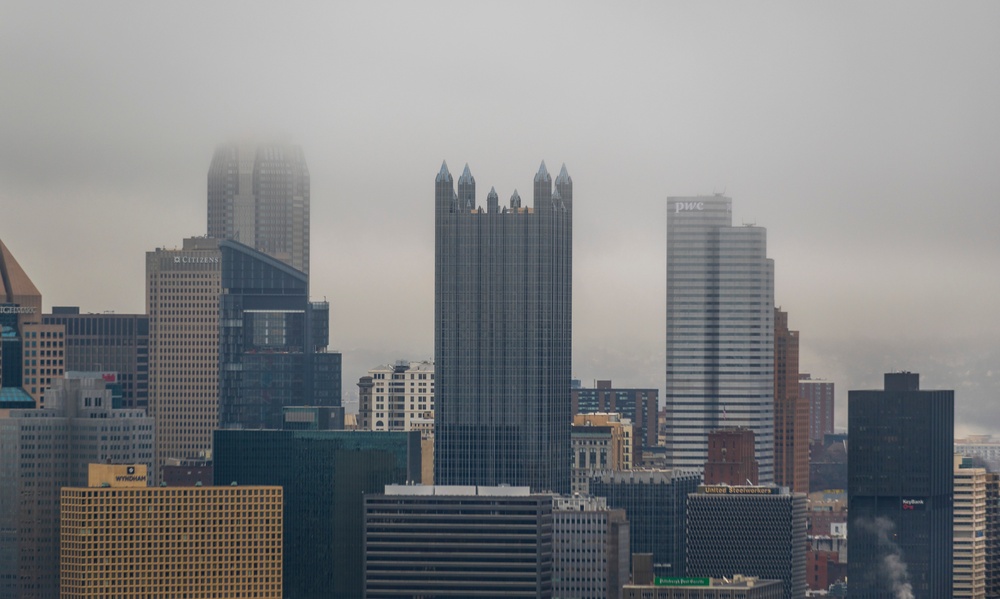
[665,195,775,482]
[208,144,310,274]
[434,161,572,493]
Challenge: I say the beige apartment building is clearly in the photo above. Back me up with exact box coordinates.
[146,238,221,476]
[955,454,987,599]
[357,360,434,435]
[60,464,282,599]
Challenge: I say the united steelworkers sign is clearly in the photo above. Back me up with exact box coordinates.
[698,485,780,495]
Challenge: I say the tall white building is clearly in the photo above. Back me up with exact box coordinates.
[146,238,221,475]
[955,454,987,599]
[357,361,434,435]
[665,195,775,482]
[553,495,630,599]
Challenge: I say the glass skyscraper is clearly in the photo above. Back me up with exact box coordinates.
[434,161,572,494]
[208,143,310,273]
[219,239,340,430]
[664,195,775,482]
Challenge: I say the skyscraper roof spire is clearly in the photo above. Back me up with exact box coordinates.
[510,189,522,208]
[436,160,452,183]
[555,164,572,186]
[534,161,550,182]
[458,163,474,185]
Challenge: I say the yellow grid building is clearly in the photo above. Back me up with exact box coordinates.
[60,464,282,598]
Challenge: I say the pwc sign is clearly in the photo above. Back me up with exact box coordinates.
[674,201,704,213]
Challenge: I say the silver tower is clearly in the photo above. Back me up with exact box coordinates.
[664,195,775,482]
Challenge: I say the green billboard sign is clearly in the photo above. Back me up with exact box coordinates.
[654,577,711,587]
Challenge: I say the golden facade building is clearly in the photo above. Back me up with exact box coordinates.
[571,412,633,495]
[774,308,807,494]
[60,464,282,599]
[146,238,221,475]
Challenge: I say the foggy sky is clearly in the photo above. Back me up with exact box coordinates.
[2,2,998,434]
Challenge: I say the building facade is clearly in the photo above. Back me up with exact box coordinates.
[435,161,572,493]
[686,485,807,599]
[552,495,630,599]
[848,372,954,599]
[703,427,759,486]
[364,485,553,599]
[571,412,633,495]
[664,195,774,482]
[622,576,783,599]
[986,472,1000,599]
[955,455,987,599]
[773,308,807,493]
[60,464,282,599]
[146,237,222,472]
[208,143,310,273]
[357,360,434,434]
[43,306,149,408]
[0,376,153,599]
[572,380,658,461]
[214,429,421,599]
[800,374,834,443]
[219,239,340,429]
[589,469,701,578]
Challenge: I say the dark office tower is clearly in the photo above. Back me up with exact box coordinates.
[590,470,701,577]
[572,379,659,462]
[208,143,310,273]
[364,485,554,599]
[848,372,954,599]
[704,427,759,486]
[665,195,775,482]
[219,240,340,429]
[434,161,572,493]
[686,485,807,599]
[43,307,149,408]
[773,308,807,494]
[214,429,421,599]
[800,374,835,442]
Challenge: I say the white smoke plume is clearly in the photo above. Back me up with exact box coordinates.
[857,516,914,599]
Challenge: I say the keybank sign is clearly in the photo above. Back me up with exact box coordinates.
[674,201,704,213]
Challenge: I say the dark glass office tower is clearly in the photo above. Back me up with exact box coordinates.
[665,195,775,482]
[848,372,954,598]
[219,240,340,429]
[214,429,421,599]
[434,161,572,494]
[208,143,310,273]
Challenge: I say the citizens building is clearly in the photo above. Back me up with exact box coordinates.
[800,374,834,443]
[219,239,340,429]
[435,161,572,493]
[552,495,630,599]
[0,375,153,599]
[686,485,807,599]
[848,372,954,599]
[146,237,221,473]
[364,485,553,599]
[214,427,421,599]
[664,195,775,482]
[60,464,282,599]
[572,380,659,461]
[208,143,310,273]
[43,306,149,409]
[590,469,701,577]
[357,360,434,434]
